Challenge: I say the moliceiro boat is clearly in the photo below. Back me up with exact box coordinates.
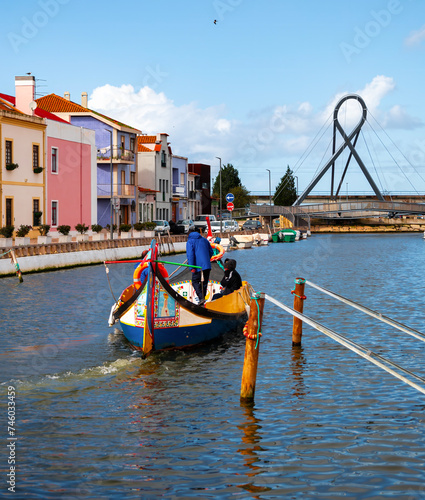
[108,239,253,355]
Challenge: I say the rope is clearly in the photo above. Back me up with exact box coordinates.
[104,262,117,302]
[291,277,307,300]
[305,280,425,344]
[243,292,263,348]
[0,249,11,258]
[265,293,425,395]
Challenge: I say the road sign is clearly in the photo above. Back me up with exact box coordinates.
[226,193,234,203]
[227,202,234,211]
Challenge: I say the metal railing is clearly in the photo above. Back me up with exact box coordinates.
[97,184,135,197]
[97,146,135,162]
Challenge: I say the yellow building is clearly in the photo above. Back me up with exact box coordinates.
[0,96,46,230]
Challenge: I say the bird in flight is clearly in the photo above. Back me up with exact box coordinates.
[214,20,217,24]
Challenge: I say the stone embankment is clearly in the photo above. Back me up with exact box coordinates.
[0,235,188,278]
[311,217,425,233]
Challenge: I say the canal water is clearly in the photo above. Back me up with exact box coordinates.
[1,233,425,499]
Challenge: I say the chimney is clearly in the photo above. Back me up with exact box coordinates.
[81,92,88,108]
[64,91,70,100]
[15,75,35,115]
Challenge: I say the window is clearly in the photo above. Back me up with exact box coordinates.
[5,198,13,226]
[51,201,58,227]
[51,148,58,173]
[33,199,41,226]
[130,172,135,185]
[5,140,12,165]
[161,150,166,167]
[180,172,185,185]
[130,137,135,152]
[33,144,39,168]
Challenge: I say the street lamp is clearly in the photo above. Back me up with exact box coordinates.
[216,157,222,233]
[266,169,271,226]
[105,129,113,240]
[346,182,348,201]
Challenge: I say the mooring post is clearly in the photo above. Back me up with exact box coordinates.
[292,277,306,346]
[240,292,265,402]
[10,250,23,283]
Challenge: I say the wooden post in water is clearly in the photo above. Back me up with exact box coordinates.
[292,277,306,346]
[10,250,23,283]
[240,292,265,402]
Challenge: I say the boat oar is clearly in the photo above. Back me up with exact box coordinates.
[153,259,201,269]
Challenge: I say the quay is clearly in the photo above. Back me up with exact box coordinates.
[0,235,188,278]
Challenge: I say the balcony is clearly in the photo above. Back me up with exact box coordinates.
[173,185,186,196]
[97,184,135,198]
[97,146,135,163]
[189,190,200,200]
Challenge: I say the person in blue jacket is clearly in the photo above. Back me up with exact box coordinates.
[186,228,214,304]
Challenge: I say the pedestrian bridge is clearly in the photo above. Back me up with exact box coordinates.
[248,199,425,227]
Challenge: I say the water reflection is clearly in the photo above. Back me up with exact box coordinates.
[237,404,271,497]
[290,346,308,398]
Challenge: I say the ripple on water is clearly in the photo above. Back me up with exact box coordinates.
[2,234,425,498]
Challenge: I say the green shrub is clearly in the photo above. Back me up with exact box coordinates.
[119,223,132,232]
[0,225,14,238]
[144,221,156,231]
[57,225,71,235]
[39,224,50,236]
[16,225,32,237]
[133,222,144,231]
[91,224,103,233]
[106,224,117,232]
[75,223,89,234]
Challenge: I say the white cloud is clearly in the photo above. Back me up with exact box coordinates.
[88,77,422,191]
[405,25,425,47]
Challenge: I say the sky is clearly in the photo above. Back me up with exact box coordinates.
[2,0,425,196]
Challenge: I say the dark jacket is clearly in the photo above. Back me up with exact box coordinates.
[220,259,242,295]
[186,231,213,271]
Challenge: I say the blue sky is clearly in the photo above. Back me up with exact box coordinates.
[2,0,425,196]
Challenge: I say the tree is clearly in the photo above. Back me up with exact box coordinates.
[273,166,297,206]
[212,163,250,208]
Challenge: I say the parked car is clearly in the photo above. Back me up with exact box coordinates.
[153,220,170,234]
[194,214,217,231]
[217,212,231,220]
[206,220,240,233]
[176,219,195,234]
[242,220,262,231]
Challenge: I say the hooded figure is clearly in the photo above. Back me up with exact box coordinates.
[212,258,242,300]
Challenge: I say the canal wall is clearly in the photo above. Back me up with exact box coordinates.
[311,217,425,233]
[0,236,187,278]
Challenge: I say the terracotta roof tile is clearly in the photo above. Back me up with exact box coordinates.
[154,144,161,152]
[36,93,140,131]
[36,93,87,112]
[138,144,153,152]
[138,186,159,193]
[138,135,157,144]
[0,96,24,114]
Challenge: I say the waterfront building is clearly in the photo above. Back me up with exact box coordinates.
[0,93,46,230]
[137,134,172,221]
[172,155,188,221]
[188,163,212,215]
[187,170,201,221]
[36,92,141,227]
